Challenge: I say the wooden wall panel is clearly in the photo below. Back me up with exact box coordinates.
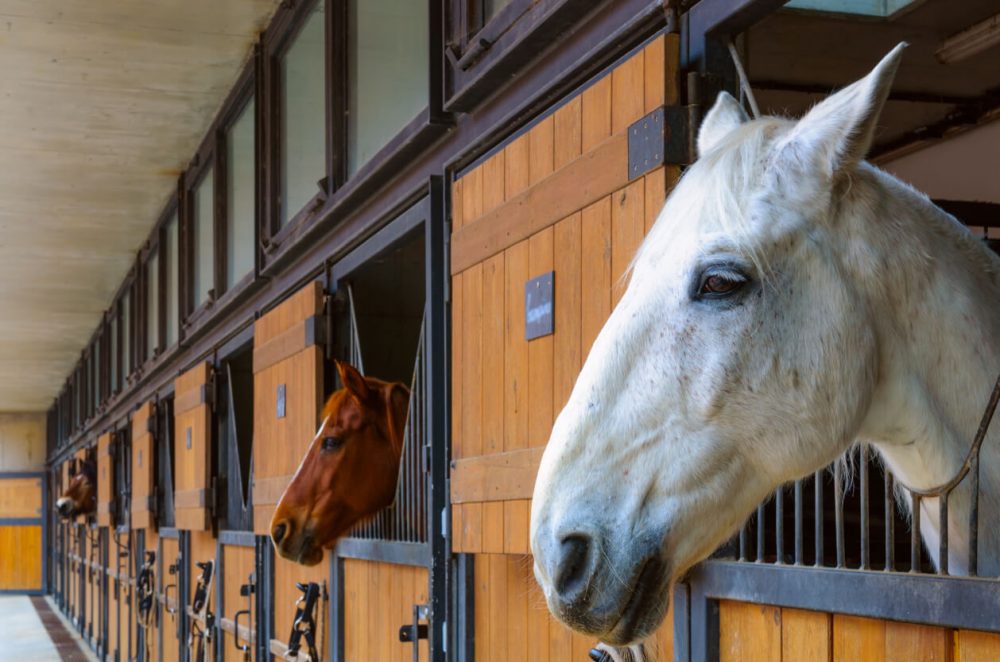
[131,401,156,528]
[159,536,182,662]
[252,281,324,534]
[0,525,42,589]
[343,560,429,662]
[174,362,212,530]
[956,630,1000,662]
[720,600,782,662]
[221,544,255,662]
[0,476,42,517]
[781,608,831,662]
[97,432,113,526]
[271,554,328,658]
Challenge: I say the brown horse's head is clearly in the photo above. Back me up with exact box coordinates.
[57,459,97,520]
[271,361,410,565]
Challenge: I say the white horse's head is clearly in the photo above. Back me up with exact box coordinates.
[530,44,906,644]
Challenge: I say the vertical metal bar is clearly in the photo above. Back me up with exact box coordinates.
[794,480,803,565]
[969,454,979,577]
[911,493,922,572]
[834,461,844,568]
[814,469,824,567]
[860,445,869,570]
[738,526,747,562]
[775,487,784,564]
[755,503,765,563]
[938,493,949,575]
[884,472,895,572]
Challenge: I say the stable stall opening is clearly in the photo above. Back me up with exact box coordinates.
[334,223,428,544]
[155,397,176,529]
[216,343,255,531]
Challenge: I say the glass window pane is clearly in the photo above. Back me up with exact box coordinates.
[348,0,428,175]
[280,5,326,226]
[92,344,100,406]
[165,212,179,347]
[147,249,159,359]
[123,292,131,376]
[110,316,118,393]
[227,98,256,288]
[193,168,215,306]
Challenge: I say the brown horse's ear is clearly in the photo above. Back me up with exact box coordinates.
[336,360,372,403]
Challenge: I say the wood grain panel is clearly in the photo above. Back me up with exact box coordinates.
[131,401,155,528]
[343,560,429,662]
[833,614,886,662]
[174,363,212,531]
[720,600,782,662]
[483,151,506,216]
[611,178,645,306]
[528,228,554,448]
[272,553,328,656]
[553,213,582,412]
[221,544,255,662]
[581,76,612,152]
[955,630,1000,662]
[0,476,42,517]
[580,196,612,354]
[97,432,113,526]
[611,46,644,135]
[529,117,555,186]
[781,608,831,662]
[0,525,42,589]
[160,536,182,662]
[252,281,325,534]
[505,132,531,200]
[504,241,529,452]
[884,621,951,662]
[553,97,582,170]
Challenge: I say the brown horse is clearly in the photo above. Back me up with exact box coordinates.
[271,360,410,566]
[56,459,97,519]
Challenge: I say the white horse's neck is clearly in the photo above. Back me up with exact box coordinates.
[849,164,1000,575]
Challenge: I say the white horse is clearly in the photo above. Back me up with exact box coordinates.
[529,43,1000,646]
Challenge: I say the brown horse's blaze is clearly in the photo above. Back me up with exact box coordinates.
[270,360,410,566]
[57,459,97,519]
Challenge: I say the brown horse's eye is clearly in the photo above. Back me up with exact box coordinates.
[322,436,345,452]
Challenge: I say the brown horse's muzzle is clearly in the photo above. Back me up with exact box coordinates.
[271,513,325,566]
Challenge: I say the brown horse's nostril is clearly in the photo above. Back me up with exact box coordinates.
[272,521,288,545]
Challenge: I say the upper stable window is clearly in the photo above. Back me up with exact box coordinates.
[279,3,326,227]
[122,289,132,378]
[226,97,256,288]
[192,168,216,307]
[347,0,429,174]
[164,211,180,347]
[783,0,919,16]
[146,247,160,361]
[109,311,118,395]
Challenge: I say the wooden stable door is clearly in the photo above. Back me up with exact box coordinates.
[450,34,680,660]
[219,542,256,662]
[159,534,183,662]
[175,363,213,530]
[343,559,430,662]
[97,432,114,527]
[0,474,44,591]
[251,280,330,658]
[132,402,156,529]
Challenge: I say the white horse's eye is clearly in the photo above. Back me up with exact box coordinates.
[700,273,745,296]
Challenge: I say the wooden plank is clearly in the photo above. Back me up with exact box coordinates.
[452,177,465,230]
[460,502,482,554]
[474,554,491,662]
[611,48,645,135]
[581,76,612,152]
[955,630,1000,662]
[719,600,781,662]
[97,432,113,527]
[643,36,666,113]
[461,165,484,232]
[505,133,531,200]
[644,166,668,234]
[252,316,320,374]
[482,500,505,554]
[553,213,582,412]
[833,614,886,662]
[580,197,612,354]
[507,555,529,660]
[0,477,42,517]
[482,254,506,456]
[553,96,582,171]
[504,241,530,451]
[451,446,544,504]
[482,151,506,215]
[504,499,530,555]
[0,525,42,589]
[528,227,554,447]
[451,272,465,458]
[462,263,484,459]
[781,608,831,662]
[549,613,573,661]
[451,132,629,274]
[884,621,951,662]
[488,554,509,660]
[255,281,323,346]
[611,178,646,306]
[529,116,555,186]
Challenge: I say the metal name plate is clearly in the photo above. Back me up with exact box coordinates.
[525,271,555,340]
[277,384,286,419]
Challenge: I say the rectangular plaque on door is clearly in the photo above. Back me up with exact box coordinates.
[277,384,286,419]
[525,271,555,340]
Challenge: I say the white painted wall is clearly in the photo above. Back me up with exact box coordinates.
[882,118,1000,203]
[0,413,47,472]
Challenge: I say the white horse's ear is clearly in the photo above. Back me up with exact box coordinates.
[783,42,905,172]
[697,92,749,156]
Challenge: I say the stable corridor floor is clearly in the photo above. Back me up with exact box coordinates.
[0,596,95,661]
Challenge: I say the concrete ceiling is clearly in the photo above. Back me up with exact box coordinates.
[0,0,280,411]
